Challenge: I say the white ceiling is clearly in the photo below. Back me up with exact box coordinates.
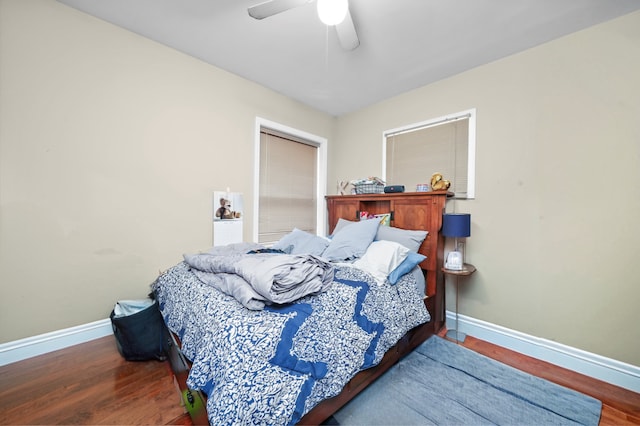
[56,0,640,116]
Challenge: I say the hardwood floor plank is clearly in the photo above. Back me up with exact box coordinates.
[0,336,186,425]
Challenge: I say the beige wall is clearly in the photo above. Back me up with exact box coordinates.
[0,0,334,342]
[331,11,640,365]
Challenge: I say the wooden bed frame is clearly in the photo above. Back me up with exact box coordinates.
[166,190,450,425]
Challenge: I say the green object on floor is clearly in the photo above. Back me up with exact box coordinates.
[182,389,205,416]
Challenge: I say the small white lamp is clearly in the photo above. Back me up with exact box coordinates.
[442,213,471,271]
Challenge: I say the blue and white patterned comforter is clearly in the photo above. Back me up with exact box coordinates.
[152,260,430,425]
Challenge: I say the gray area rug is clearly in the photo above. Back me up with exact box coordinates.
[330,336,602,425]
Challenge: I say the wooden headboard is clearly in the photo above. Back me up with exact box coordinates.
[325,190,450,330]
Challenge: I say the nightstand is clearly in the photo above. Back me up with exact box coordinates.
[442,263,476,343]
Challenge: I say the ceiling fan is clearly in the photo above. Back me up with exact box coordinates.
[248,0,360,51]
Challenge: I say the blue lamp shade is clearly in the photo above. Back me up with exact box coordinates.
[442,213,471,238]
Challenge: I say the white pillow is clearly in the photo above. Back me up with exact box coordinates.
[352,240,410,285]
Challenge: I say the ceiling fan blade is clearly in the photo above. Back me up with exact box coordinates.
[335,8,359,50]
[248,0,313,20]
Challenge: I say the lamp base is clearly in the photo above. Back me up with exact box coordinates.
[445,251,463,270]
[446,329,467,343]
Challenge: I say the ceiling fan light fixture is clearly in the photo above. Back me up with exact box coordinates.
[317,0,348,26]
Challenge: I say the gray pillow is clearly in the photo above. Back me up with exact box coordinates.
[272,228,329,256]
[331,218,355,236]
[375,226,428,253]
[322,218,380,261]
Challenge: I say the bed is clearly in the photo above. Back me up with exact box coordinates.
[152,191,450,425]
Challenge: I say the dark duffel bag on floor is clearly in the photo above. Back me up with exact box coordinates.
[110,298,169,361]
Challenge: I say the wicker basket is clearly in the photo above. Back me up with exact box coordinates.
[354,182,384,194]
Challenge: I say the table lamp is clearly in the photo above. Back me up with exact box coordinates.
[442,213,471,271]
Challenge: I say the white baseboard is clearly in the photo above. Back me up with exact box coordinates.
[0,319,113,367]
[2,314,639,395]
[446,311,640,394]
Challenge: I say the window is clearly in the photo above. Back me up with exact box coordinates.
[254,118,327,244]
[384,109,476,199]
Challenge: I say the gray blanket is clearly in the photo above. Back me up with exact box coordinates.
[183,244,334,310]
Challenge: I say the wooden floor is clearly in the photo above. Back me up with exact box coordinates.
[1,333,639,425]
[0,336,190,425]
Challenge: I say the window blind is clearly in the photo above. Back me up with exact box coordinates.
[259,131,318,244]
[386,117,469,196]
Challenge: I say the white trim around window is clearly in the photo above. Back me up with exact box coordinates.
[382,108,476,199]
[253,117,328,242]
